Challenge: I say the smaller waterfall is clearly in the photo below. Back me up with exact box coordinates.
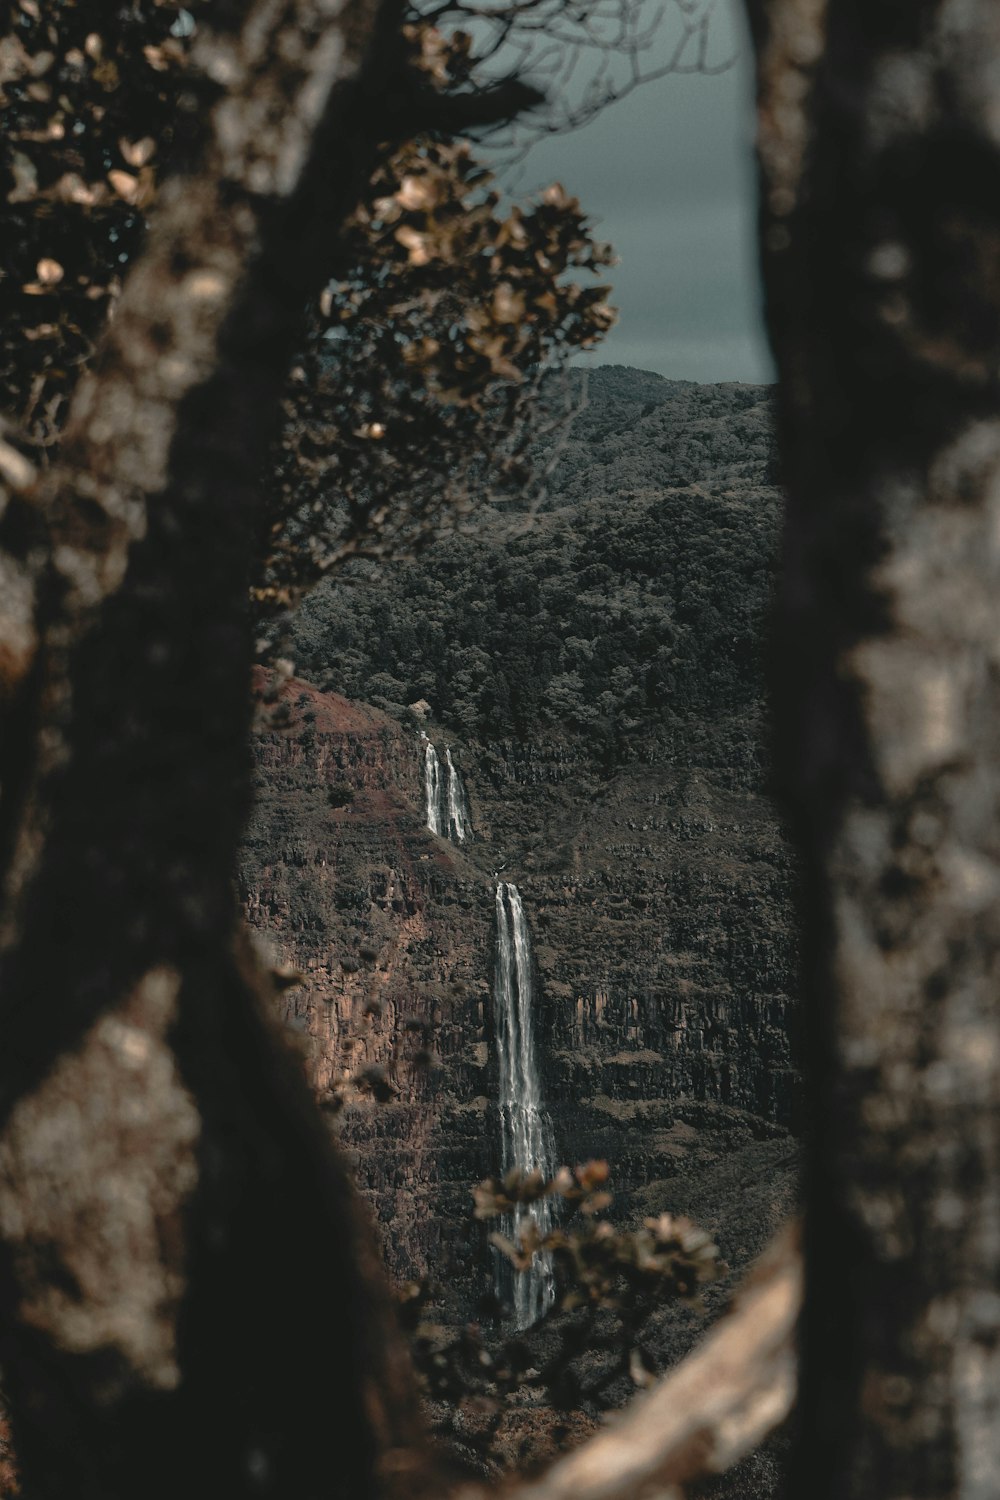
[494,882,555,1328]
[444,747,468,843]
[421,733,442,835]
[421,735,470,842]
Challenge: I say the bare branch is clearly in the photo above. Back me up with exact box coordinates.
[407,0,732,155]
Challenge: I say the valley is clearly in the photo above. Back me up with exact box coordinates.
[240,367,801,1493]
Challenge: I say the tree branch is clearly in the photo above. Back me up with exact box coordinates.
[485,1224,801,1500]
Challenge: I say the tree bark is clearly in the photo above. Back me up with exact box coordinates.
[0,2,425,1497]
[745,2,1000,1494]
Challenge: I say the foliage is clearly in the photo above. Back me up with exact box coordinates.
[1,0,617,618]
[477,1160,721,1315]
[258,134,616,605]
[290,373,781,769]
[0,0,206,444]
[401,1161,721,1469]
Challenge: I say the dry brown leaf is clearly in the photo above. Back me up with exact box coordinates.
[395,226,431,267]
[7,150,37,203]
[119,136,156,168]
[53,172,98,206]
[107,169,138,204]
[396,175,438,212]
[36,258,64,285]
[493,284,526,325]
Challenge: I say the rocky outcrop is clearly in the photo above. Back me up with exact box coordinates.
[241,369,802,1354]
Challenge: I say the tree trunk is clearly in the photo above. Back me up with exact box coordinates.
[746,2,1000,1494]
[0,2,424,1496]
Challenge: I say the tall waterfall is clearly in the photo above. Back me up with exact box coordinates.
[421,734,443,835]
[493,881,555,1328]
[421,735,469,842]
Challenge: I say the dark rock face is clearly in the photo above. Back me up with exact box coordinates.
[243,675,497,1315]
[241,369,802,1386]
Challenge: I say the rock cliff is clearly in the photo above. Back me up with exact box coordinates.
[241,369,802,1364]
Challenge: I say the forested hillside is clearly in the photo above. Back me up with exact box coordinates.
[292,368,780,775]
[243,367,798,1492]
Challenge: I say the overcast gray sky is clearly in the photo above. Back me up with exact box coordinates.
[514,0,774,384]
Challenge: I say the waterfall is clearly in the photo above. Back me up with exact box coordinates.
[493,881,555,1328]
[422,734,442,835]
[421,735,470,842]
[444,747,468,843]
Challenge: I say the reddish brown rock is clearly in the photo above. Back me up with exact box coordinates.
[242,669,799,1330]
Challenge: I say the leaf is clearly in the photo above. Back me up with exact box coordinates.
[645,1213,678,1242]
[107,169,138,203]
[492,284,526,325]
[396,175,439,212]
[119,135,156,168]
[552,1165,576,1197]
[0,439,36,491]
[36,258,63,285]
[488,1230,519,1263]
[580,1190,613,1216]
[7,150,37,203]
[472,1179,508,1219]
[53,172,98,206]
[541,183,578,212]
[577,1158,611,1190]
[395,226,431,267]
[371,195,400,224]
[519,1167,547,1201]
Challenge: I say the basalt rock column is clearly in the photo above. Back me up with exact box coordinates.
[493,881,555,1328]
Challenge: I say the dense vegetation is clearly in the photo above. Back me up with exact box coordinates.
[292,368,781,771]
[1,0,617,616]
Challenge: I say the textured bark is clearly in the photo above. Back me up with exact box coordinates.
[0,1,425,1496]
[746,2,1000,1495]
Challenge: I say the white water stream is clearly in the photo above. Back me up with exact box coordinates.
[493,881,555,1328]
[421,734,468,842]
[421,733,442,835]
[444,747,468,842]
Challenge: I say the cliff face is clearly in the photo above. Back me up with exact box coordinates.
[243,677,494,1313]
[241,368,802,1343]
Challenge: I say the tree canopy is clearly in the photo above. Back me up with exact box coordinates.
[2,0,624,624]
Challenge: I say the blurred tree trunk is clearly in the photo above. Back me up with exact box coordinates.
[746,1,1000,1494]
[0,1,424,1497]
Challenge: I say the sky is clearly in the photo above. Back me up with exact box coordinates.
[508,0,775,385]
